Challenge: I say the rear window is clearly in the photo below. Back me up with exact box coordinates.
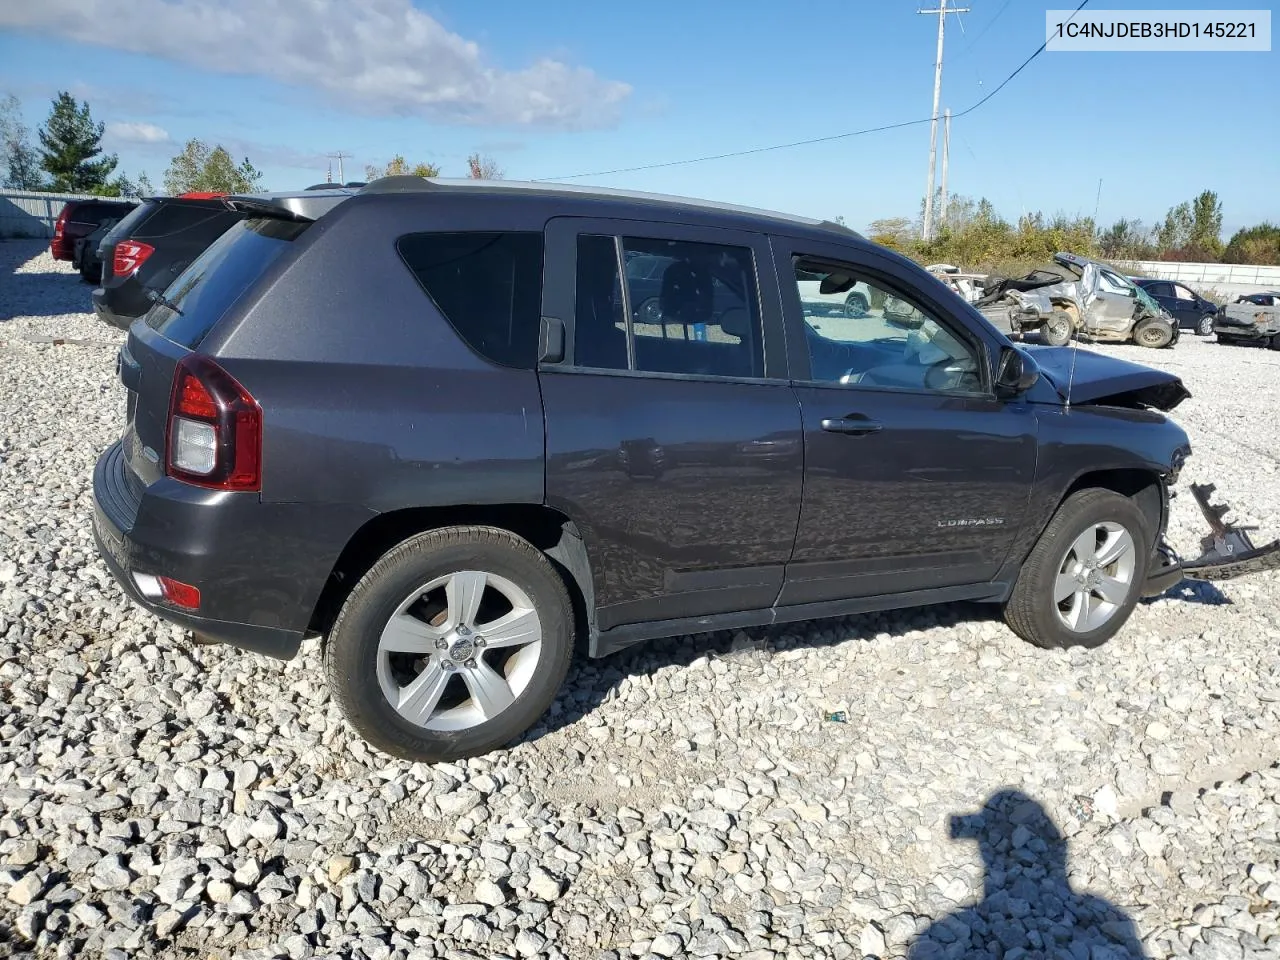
[134,202,235,239]
[104,202,156,243]
[145,218,307,348]
[396,232,543,369]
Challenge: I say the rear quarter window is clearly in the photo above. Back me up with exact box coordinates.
[396,232,543,369]
[145,218,308,349]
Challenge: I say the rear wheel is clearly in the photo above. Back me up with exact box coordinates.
[1040,311,1072,347]
[1133,317,1175,349]
[1004,489,1150,650]
[1270,333,1280,352]
[324,526,575,762]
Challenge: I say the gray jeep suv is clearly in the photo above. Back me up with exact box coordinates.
[92,177,1279,762]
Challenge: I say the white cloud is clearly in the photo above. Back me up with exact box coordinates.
[1,0,631,129]
[105,121,170,143]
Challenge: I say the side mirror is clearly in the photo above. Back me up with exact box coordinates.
[995,346,1039,397]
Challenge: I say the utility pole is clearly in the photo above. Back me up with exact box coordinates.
[939,108,952,232]
[919,1,969,241]
[326,151,351,183]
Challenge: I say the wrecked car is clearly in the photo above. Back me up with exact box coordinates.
[91,179,1280,762]
[1212,291,1280,348]
[974,252,1179,349]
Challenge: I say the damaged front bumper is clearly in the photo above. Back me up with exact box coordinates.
[1145,483,1280,595]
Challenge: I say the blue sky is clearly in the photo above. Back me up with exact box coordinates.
[1,0,1276,236]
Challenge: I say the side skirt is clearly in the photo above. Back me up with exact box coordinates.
[589,582,1011,658]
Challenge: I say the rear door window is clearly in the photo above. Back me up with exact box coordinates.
[397,232,544,369]
[145,218,308,348]
[572,234,764,379]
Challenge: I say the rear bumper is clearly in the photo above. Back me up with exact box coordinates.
[1213,321,1270,340]
[92,284,150,330]
[91,440,346,660]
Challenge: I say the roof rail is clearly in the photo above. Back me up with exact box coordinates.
[359,175,438,194]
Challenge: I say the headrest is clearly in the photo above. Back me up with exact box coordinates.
[660,259,712,324]
[719,306,750,340]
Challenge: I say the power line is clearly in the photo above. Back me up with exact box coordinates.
[538,0,1089,183]
[952,0,1016,62]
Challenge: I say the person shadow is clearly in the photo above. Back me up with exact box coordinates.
[908,789,1148,959]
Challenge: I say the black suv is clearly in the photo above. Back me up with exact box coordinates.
[92,194,245,329]
[92,177,1277,762]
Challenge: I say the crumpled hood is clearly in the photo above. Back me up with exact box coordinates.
[1022,344,1191,411]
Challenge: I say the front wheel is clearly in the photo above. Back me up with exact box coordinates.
[1270,333,1280,352]
[1133,317,1175,349]
[1004,489,1150,650]
[1040,311,1073,347]
[324,526,575,762]
[1196,315,1214,337]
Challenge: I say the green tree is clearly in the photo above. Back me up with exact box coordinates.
[1155,201,1193,253]
[37,92,117,192]
[1187,189,1224,258]
[164,139,264,194]
[0,94,45,190]
[1222,223,1280,265]
[1098,218,1154,260]
[866,217,914,251]
[365,155,441,179]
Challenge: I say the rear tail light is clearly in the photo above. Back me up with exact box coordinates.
[51,206,70,256]
[165,355,262,491]
[113,240,155,277]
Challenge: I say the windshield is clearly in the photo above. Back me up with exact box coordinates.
[144,217,308,348]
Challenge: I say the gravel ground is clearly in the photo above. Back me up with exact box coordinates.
[1,238,1278,960]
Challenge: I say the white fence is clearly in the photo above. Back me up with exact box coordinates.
[0,189,121,239]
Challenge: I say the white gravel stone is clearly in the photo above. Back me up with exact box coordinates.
[2,244,1279,960]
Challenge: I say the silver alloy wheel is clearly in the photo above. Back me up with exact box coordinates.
[376,570,542,732]
[1053,522,1137,633]
[1197,315,1213,336]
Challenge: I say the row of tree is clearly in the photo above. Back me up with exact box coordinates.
[869,190,1279,269]
[0,92,504,199]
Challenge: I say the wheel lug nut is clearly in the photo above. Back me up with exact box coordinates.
[435,639,448,650]
[442,661,454,671]
[474,637,485,648]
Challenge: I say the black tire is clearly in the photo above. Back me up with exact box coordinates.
[1270,333,1280,352]
[844,292,870,317]
[324,525,575,762]
[1004,489,1151,650]
[1196,315,1214,337]
[1133,317,1174,349]
[1040,311,1072,347]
